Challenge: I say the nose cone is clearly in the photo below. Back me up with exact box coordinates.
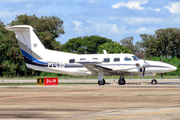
[171,65,177,71]
[146,60,177,73]
[165,63,177,72]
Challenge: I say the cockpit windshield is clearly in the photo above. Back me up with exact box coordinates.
[132,56,140,61]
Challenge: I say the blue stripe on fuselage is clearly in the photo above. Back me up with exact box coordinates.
[20,49,47,65]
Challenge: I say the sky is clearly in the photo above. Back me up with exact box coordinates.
[0,0,180,44]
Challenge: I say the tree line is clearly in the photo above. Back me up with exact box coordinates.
[0,14,180,77]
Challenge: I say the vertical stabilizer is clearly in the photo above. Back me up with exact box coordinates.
[5,25,46,65]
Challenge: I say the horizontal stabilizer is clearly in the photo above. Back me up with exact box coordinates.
[4,26,30,31]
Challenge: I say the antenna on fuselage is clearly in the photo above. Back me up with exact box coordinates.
[103,50,107,54]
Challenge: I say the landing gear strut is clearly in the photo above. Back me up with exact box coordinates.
[98,68,105,85]
[98,79,106,85]
[118,75,126,85]
[151,74,157,85]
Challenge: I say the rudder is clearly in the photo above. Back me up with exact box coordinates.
[5,25,46,65]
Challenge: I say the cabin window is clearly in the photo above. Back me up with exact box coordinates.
[80,58,86,60]
[124,56,132,61]
[114,58,120,62]
[69,59,75,63]
[104,58,110,63]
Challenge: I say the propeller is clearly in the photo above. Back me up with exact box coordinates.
[136,49,150,78]
[143,50,146,78]
[143,68,145,77]
[142,62,150,78]
[142,49,150,78]
[136,62,150,78]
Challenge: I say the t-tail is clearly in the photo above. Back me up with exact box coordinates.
[5,25,48,68]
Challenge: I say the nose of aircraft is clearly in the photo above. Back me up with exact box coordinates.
[165,63,177,72]
[146,60,177,73]
[171,65,177,71]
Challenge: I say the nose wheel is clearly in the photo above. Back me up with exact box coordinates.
[151,79,157,85]
[151,73,157,85]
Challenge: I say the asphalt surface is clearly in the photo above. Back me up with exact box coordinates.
[0,79,180,120]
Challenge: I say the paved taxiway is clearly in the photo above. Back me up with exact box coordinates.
[0,79,180,120]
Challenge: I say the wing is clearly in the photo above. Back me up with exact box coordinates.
[76,60,105,74]
[76,60,139,75]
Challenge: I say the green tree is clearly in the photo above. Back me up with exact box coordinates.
[139,28,180,58]
[139,34,158,58]
[120,36,145,58]
[155,28,180,58]
[62,35,113,54]
[0,20,7,76]
[0,20,25,77]
[120,36,135,53]
[97,42,132,54]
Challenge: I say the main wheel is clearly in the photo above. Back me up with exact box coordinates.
[98,79,106,85]
[118,78,126,85]
[151,79,157,85]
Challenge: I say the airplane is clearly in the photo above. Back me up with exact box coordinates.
[5,25,177,85]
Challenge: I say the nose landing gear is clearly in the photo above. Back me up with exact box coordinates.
[151,74,157,85]
[151,79,157,85]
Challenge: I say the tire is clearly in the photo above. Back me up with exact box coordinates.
[151,79,157,85]
[118,78,126,85]
[98,79,106,85]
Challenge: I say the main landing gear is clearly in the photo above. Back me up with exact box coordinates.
[118,75,126,85]
[98,75,126,85]
[98,79,106,85]
[98,68,105,85]
[97,68,125,85]
[98,78,126,85]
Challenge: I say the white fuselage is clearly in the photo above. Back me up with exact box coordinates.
[26,49,177,76]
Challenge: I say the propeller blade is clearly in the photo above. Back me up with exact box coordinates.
[143,68,145,78]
